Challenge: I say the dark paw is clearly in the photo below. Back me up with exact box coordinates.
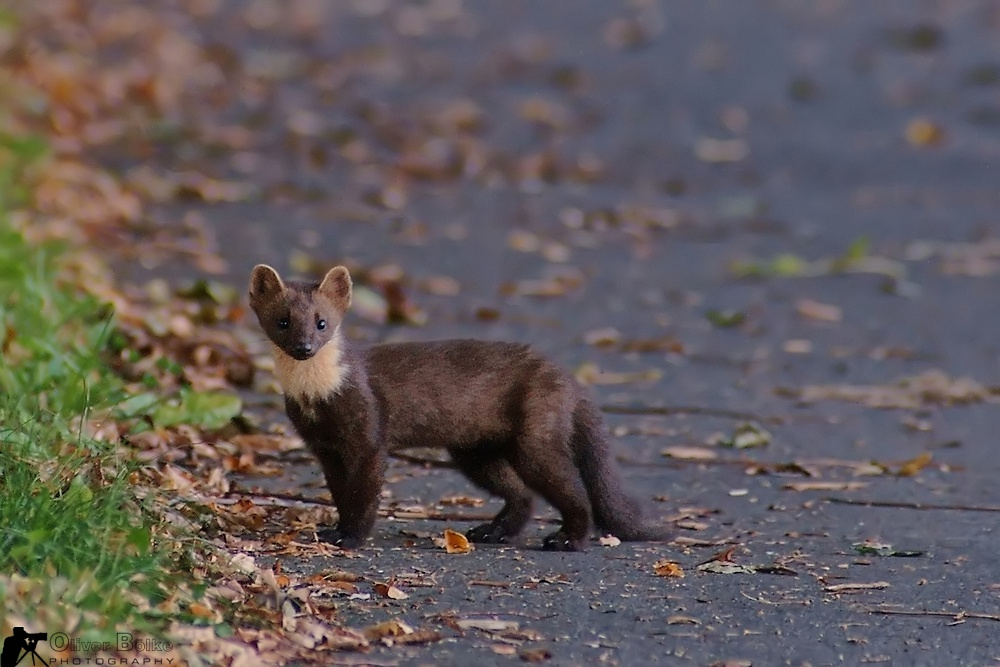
[542,531,585,552]
[317,527,363,548]
[466,522,510,544]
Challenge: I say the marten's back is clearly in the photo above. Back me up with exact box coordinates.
[363,339,576,451]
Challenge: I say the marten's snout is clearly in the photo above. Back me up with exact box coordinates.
[290,342,315,360]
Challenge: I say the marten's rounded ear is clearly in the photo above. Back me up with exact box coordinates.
[318,265,352,313]
[249,265,285,307]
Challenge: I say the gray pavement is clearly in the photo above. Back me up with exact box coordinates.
[116,1,1000,664]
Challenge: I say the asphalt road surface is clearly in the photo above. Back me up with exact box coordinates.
[111,1,1000,664]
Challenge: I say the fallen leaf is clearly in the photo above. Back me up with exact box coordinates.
[782,339,813,354]
[824,581,890,593]
[508,229,542,252]
[666,615,699,625]
[705,309,747,328]
[790,370,996,409]
[783,481,868,492]
[392,629,442,646]
[574,362,662,386]
[695,137,749,163]
[583,327,621,347]
[362,619,414,641]
[455,619,520,632]
[500,270,585,297]
[752,564,799,576]
[228,434,303,453]
[420,275,462,296]
[442,529,473,554]
[711,422,771,449]
[852,541,924,558]
[661,446,717,461]
[438,495,485,507]
[619,336,685,354]
[697,561,756,575]
[519,647,553,663]
[906,118,945,147]
[731,253,809,278]
[653,560,684,578]
[189,601,216,619]
[474,306,502,322]
[896,451,932,477]
[372,582,408,600]
[351,285,390,324]
[796,298,842,323]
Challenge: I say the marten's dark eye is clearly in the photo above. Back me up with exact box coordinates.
[317,319,327,330]
[277,317,290,330]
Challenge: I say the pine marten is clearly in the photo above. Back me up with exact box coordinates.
[248,264,667,551]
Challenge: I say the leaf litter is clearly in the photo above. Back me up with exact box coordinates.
[783,369,1000,409]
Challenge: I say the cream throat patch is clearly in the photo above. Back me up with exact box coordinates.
[270,330,348,403]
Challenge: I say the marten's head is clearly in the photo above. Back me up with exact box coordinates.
[248,264,352,361]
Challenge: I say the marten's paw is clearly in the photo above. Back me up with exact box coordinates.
[541,531,586,552]
[317,527,363,548]
[466,522,510,544]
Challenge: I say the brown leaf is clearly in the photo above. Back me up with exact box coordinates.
[782,481,868,492]
[695,137,749,163]
[619,336,685,354]
[666,615,699,625]
[574,362,662,386]
[792,370,996,409]
[362,619,414,641]
[519,647,553,662]
[228,434,304,453]
[499,269,585,298]
[420,275,462,296]
[392,628,442,646]
[705,546,738,563]
[474,306,502,322]
[795,298,842,323]
[188,601,218,620]
[373,582,409,600]
[661,446,717,461]
[653,560,684,578]
[582,327,621,347]
[383,280,427,325]
[896,451,932,477]
[438,495,485,508]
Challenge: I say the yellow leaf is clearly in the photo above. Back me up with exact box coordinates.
[444,528,473,554]
[189,601,215,619]
[897,451,932,477]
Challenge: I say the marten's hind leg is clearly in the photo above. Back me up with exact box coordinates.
[450,448,534,544]
[512,401,594,551]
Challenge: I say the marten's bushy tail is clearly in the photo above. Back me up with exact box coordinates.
[571,400,670,541]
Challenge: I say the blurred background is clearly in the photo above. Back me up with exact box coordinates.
[10,0,1000,429]
[6,3,1000,662]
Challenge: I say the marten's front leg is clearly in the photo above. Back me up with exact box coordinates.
[311,441,386,547]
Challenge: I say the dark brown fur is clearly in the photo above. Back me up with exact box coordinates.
[248,264,667,551]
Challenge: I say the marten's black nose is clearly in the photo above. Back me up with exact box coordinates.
[292,342,313,359]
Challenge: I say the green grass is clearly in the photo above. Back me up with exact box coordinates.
[0,136,178,639]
